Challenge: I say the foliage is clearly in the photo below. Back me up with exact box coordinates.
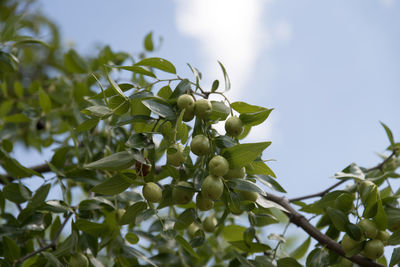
[1,1,400,266]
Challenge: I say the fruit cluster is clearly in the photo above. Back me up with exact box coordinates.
[139,93,257,234]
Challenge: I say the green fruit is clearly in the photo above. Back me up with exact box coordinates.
[116,208,125,221]
[201,175,224,200]
[209,155,229,176]
[225,116,244,137]
[203,215,217,232]
[196,192,214,211]
[358,219,378,239]
[142,182,162,203]
[224,167,245,179]
[195,99,212,119]
[182,109,195,122]
[341,234,360,254]
[363,239,384,260]
[177,94,195,111]
[187,223,200,238]
[190,135,210,156]
[334,193,354,214]
[376,230,390,244]
[69,253,89,267]
[239,191,258,202]
[167,144,186,166]
[340,257,353,267]
[172,181,194,204]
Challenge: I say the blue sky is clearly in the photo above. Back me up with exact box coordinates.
[27,0,400,199]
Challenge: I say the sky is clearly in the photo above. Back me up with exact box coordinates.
[23,0,400,199]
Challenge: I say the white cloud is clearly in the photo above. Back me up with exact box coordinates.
[174,0,288,142]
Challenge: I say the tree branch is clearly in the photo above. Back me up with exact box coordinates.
[16,212,73,264]
[289,151,396,202]
[265,193,383,267]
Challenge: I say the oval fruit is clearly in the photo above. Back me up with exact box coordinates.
[167,144,186,166]
[201,175,224,200]
[239,191,258,202]
[341,234,360,254]
[225,116,244,137]
[376,230,390,244]
[142,182,162,203]
[209,155,229,176]
[363,239,384,260]
[172,181,194,204]
[177,94,195,111]
[203,215,217,232]
[187,222,200,238]
[190,135,210,156]
[224,167,245,179]
[196,192,214,211]
[358,219,378,239]
[195,99,212,119]
[69,253,89,267]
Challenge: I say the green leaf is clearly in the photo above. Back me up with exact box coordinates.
[243,227,255,245]
[82,105,112,117]
[142,98,176,120]
[222,142,271,168]
[64,49,88,73]
[389,247,400,267]
[345,223,362,241]
[42,252,62,267]
[39,88,51,113]
[50,216,61,240]
[240,108,273,126]
[291,238,311,260]
[3,236,20,261]
[30,184,51,208]
[229,240,270,253]
[209,101,230,121]
[231,102,267,113]
[108,96,130,115]
[3,183,31,203]
[4,113,30,123]
[0,149,42,178]
[75,219,108,236]
[84,151,138,170]
[144,32,154,51]
[373,197,388,230]
[106,72,128,99]
[388,230,400,245]
[120,201,147,225]
[306,248,329,267]
[248,212,279,227]
[14,81,24,98]
[175,235,199,258]
[134,57,176,74]
[91,174,134,195]
[109,65,156,78]
[169,79,190,99]
[222,225,246,242]
[380,121,395,147]
[75,118,99,132]
[227,179,266,196]
[157,85,172,99]
[255,175,286,193]
[247,161,276,178]
[218,61,231,91]
[277,257,302,267]
[326,207,349,231]
[211,80,219,92]
[174,208,196,230]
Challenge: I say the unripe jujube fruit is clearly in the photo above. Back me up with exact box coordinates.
[225,116,244,137]
[341,234,360,254]
[209,155,229,176]
[376,230,390,244]
[195,99,212,119]
[196,192,214,211]
[69,253,89,267]
[363,239,384,260]
[224,167,245,179]
[203,215,217,232]
[201,175,224,200]
[167,144,186,166]
[190,135,210,156]
[177,94,195,122]
[239,191,258,202]
[358,219,378,239]
[142,182,162,203]
[172,181,194,204]
[187,223,200,238]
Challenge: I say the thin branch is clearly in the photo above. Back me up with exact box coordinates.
[16,213,73,264]
[289,151,396,202]
[265,193,383,267]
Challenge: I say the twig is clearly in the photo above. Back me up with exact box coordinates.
[265,193,383,267]
[289,151,396,202]
[16,213,73,264]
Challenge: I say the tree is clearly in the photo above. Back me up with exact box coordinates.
[1,1,399,266]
